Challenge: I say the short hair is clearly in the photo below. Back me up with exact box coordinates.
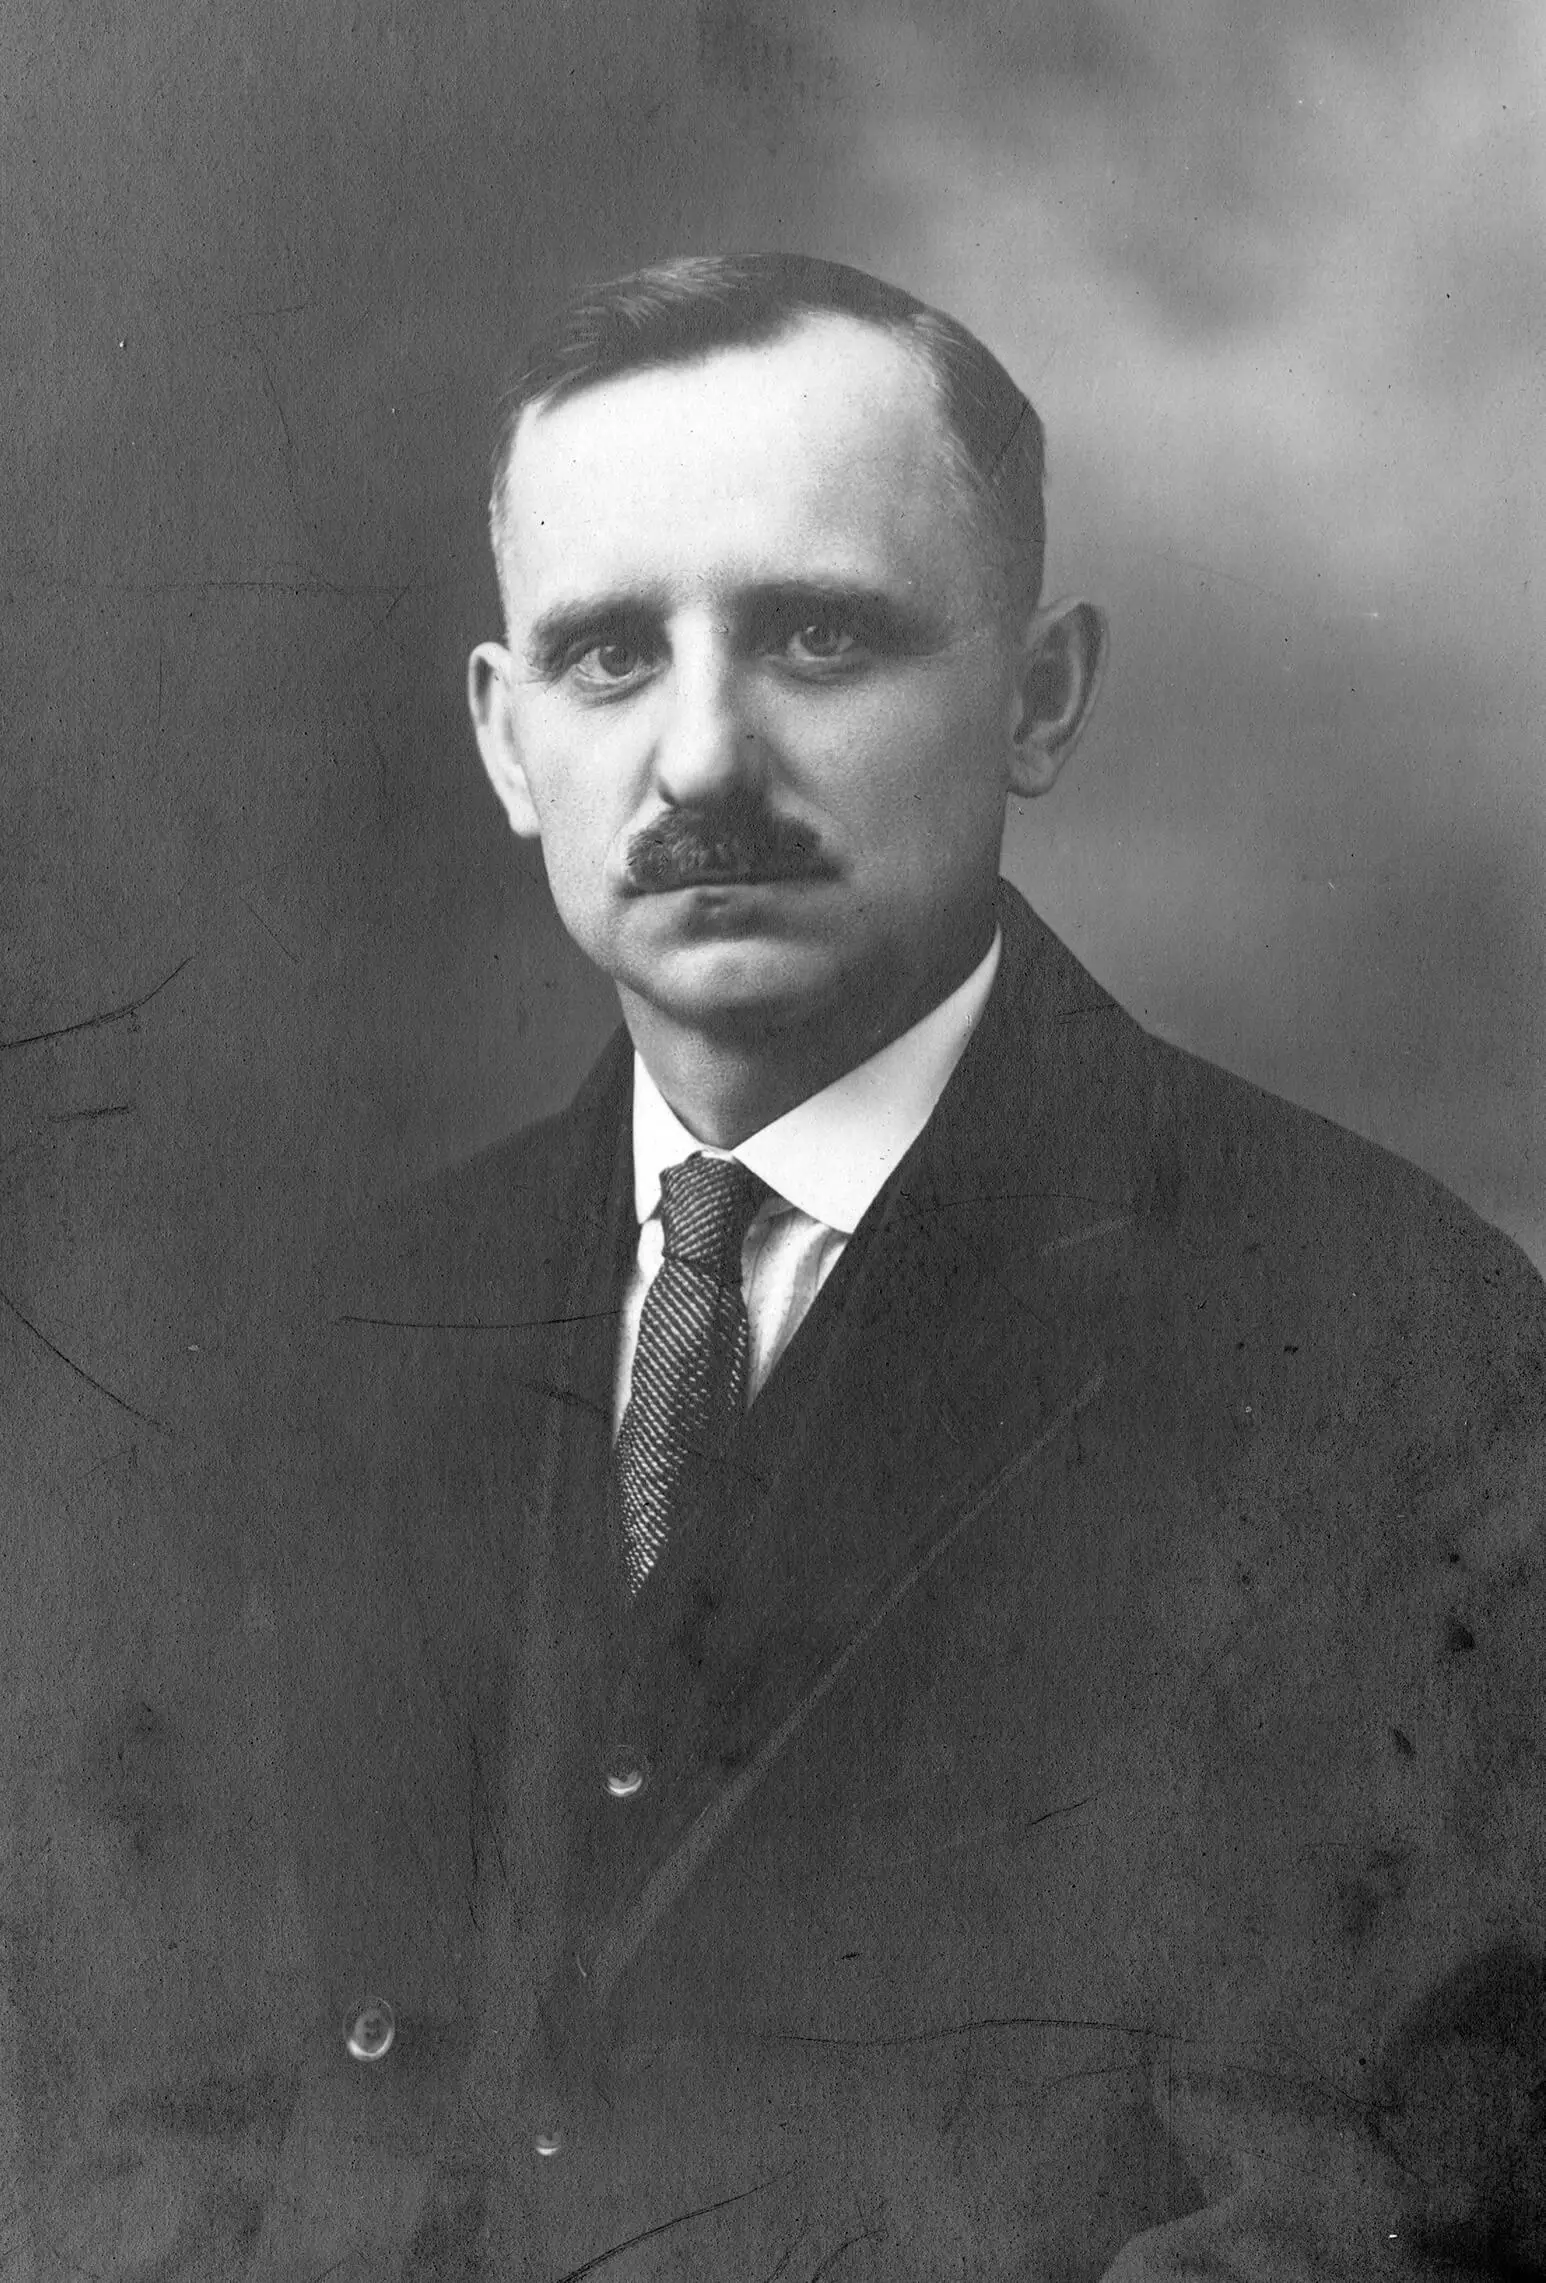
[487,253,1047,624]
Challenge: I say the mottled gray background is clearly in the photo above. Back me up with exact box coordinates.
[4,0,1543,1462]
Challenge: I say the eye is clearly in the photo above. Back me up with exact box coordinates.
[785,617,859,665]
[570,638,653,689]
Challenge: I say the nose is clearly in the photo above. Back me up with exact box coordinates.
[652,627,763,808]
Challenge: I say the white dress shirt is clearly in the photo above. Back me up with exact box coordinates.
[614,931,1002,1432]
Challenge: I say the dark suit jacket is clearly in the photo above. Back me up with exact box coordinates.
[10,883,1546,2281]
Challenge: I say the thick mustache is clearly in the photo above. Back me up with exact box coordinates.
[623,808,837,893]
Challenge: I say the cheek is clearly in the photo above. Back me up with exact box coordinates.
[522,744,623,867]
[831,696,1007,861]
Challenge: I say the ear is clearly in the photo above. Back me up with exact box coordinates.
[1006,598,1109,798]
[468,643,542,839]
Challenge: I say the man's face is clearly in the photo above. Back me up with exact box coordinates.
[472,315,1060,1045]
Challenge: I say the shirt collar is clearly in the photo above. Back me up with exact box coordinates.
[631,928,1002,1236]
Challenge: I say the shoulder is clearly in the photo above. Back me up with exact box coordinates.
[1104,1029,1546,1559]
[315,1026,632,1330]
[1134,1022,1543,1380]
[995,885,1546,1445]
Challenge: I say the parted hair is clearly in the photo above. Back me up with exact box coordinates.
[488,253,1048,622]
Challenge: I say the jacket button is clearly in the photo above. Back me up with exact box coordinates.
[534,2128,564,2157]
[344,1998,396,2062]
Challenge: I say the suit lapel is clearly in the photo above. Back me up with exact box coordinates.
[502,1027,641,1804]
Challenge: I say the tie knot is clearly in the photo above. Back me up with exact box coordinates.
[657,1153,769,1277]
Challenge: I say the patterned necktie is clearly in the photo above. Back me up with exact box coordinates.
[615,1153,769,1596]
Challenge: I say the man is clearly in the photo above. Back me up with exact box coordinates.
[13,256,1545,2279]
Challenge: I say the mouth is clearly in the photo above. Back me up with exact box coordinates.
[639,865,829,894]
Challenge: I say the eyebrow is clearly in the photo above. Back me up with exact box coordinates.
[524,592,666,677]
[523,580,953,676]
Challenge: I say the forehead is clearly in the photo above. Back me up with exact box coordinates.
[496,315,980,615]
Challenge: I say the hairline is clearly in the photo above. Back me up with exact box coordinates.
[489,308,1030,634]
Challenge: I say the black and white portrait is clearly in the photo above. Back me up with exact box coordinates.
[3,6,1543,2278]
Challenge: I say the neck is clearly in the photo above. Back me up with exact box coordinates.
[618,922,996,1149]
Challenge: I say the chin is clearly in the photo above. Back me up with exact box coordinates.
[630,934,850,1030]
